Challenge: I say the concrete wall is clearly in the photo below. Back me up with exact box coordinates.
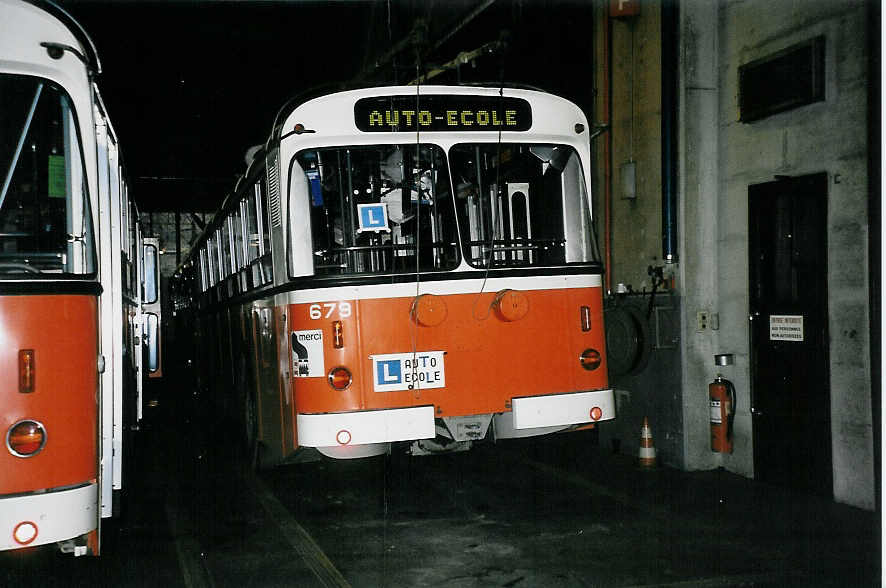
[593,2,671,294]
[610,4,666,291]
[679,0,721,474]
[711,0,874,509]
[598,294,684,467]
[595,0,874,510]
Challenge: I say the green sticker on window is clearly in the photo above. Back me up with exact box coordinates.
[48,155,66,198]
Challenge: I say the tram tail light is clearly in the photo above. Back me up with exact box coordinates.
[579,348,602,371]
[332,320,344,348]
[328,366,352,390]
[19,349,35,393]
[7,420,47,457]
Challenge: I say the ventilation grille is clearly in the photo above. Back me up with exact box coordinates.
[268,153,281,227]
[739,36,825,123]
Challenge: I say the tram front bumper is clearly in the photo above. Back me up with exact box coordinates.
[511,388,615,429]
[0,482,97,552]
[297,405,436,449]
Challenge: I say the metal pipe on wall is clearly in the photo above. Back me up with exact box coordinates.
[603,1,613,292]
[661,0,678,264]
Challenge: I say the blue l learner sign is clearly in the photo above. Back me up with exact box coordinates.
[357,203,390,233]
[372,351,446,392]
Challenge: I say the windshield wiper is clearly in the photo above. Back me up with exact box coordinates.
[0,82,44,213]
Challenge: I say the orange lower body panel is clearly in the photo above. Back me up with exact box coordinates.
[288,286,607,420]
[0,295,98,495]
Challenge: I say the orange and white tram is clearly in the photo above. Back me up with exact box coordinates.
[174,84,614,464]
[1,0,153,555]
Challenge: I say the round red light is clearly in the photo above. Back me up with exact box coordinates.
[590,406,603,421]
[328,367,352,390]
[579,348,602,371]
[7,420,46,457]
[336,430,352,445]
[13,521,38,545]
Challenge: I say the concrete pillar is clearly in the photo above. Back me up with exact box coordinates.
[678,0,720,471]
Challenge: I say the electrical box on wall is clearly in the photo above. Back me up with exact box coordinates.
[610,0,640,19]
[620,160,636,200]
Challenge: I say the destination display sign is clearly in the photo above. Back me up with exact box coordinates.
[354,95,532,132]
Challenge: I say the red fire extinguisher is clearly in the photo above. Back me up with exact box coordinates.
[710,375,736,453]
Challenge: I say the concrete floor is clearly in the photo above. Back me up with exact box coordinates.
[1,386,879,587]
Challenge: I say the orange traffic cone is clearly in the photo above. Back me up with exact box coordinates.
[638,417,657,468]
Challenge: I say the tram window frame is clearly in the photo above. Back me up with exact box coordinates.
[223,215,236,276]
[233,205,245,271]
[214,228,224,283]
[291,144,459,278]
[143,242,159,304]
[448,143,600,269]
[253,177,273,286]
[121,188,130,287]
[0,76,97,277]
[206,235,217,287]
[199,248,209,291]
[246,187,260,263]
[126,199,139,297]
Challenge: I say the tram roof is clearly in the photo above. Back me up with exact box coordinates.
[17,0,102,75]
[265,82,574,145]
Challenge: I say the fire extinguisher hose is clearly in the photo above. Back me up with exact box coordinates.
[726,378,737,442]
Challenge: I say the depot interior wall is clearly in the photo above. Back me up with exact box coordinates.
[706,0,873,509]
[593,3,668,294]
[679,0,721,474]
[593,2,693,468]
[611,4,666,292]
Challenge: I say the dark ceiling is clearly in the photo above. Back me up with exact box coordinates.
[57,0,595,212]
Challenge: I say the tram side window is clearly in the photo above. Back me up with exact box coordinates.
[143,243,159,304]
[449,143,599,268]
[214,228,225,283]
[121,188,132,297]
[0,75,96,276]
[207,236,218,286]
[258,178,273,284]
[126,199,139,297]
[247,180,273,287]
[199,248,209,291]
[294,144,458,276]
[221,217,233,277]
[244,192,259,281]
[232,208,245,270]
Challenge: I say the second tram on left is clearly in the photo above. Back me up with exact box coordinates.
[1,0,160,555]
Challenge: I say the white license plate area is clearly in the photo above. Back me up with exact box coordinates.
[371,351,445,392]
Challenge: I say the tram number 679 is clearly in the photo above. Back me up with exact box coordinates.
[309,302,352,320]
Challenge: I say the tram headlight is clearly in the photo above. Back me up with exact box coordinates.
[328,367,352,391]
[7,420,47,457]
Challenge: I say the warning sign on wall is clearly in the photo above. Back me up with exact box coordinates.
[769,315,804,341]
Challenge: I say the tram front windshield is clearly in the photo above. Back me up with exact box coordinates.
[295,142,599,277]
[0,75,95,276]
